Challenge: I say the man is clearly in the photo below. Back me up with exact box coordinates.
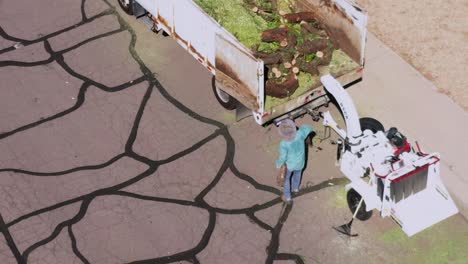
[276,119,313,202]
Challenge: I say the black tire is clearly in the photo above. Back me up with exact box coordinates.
[118,0,134,15]
[360,117,384,133]
[212,76,237,110]
[347,189,373,221]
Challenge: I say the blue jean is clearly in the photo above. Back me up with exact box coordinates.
[283,169,302,200]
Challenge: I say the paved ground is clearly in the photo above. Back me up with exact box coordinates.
[0,0,467,264]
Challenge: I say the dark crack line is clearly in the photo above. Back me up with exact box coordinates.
[0,46,15,55]
[48,41,121,91]
[114,11,224,129]
[247,211,274,231]
[6,166,156,228]
[275,253,306,264]
[113,191,197,207]
[81,0,88,21]
[229,160,281,195]
[0,153,125,176]
[0,74,146,142]
[0,57,54,67]
[190,256,201,264]
[68,225,90,264]
[0,82,90,140]
[22,198,92,262]
[7,197,83,228]
[0,9,114,47]
[127,211,216,264]
[204,178,345,215]
[56,28,125,55]
[156,129,223,166]
[266,203,293,264]
[125,83,154,154]
[0,213,25,264]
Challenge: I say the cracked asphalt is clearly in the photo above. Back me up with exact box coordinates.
[1,0,467,263]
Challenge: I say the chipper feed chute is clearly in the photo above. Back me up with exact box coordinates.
[385,154,459,236]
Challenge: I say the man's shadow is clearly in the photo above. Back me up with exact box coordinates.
[298,130,316,191]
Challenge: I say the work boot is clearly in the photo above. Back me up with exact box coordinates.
[281,194,292,203]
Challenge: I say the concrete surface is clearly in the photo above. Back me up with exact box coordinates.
[0,0,467,263]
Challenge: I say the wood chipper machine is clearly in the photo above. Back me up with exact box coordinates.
[319,75,459,237]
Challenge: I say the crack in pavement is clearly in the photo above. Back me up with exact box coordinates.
[0,0,347,263]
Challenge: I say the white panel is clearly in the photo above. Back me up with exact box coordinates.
[156,0,174,29]
[215,35,260,95]
[173,1,213,62]
[136,0,156,15]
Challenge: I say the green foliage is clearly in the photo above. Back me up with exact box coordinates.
[328,49,359,76]
[305,53,316,62]
[258,42,280,53]
[380,218,468,264]
[195,0,269,49]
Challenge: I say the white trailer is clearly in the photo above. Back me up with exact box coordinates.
[118,0,367,125]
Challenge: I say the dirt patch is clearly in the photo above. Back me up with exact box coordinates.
[357,0,468,111]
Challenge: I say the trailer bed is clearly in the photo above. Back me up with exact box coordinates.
[127,0,367,125]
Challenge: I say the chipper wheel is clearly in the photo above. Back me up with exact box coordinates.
[118,0,134,15]
[212,77,238,110]
[347,189,373,221]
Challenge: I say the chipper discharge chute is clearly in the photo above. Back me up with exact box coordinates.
[319,74,459,237]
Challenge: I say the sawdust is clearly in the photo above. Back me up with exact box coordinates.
[379,216,468,263]
[329,187,347,209]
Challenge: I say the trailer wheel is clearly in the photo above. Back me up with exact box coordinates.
[212,77,237,110]
[360,117,384,133]
[118,0,134,15]
[347,189,373,221]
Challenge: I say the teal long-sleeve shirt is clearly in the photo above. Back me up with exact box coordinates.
[276,125,313,171]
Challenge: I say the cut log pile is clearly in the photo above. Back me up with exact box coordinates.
[195,0,338,98]
[255,6,335,98]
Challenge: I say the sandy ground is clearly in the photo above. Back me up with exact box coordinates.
[357,0,468,111]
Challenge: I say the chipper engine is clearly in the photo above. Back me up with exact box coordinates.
[319,75,458,237]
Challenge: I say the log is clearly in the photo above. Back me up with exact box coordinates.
[261,27,289,42]
[296,57,320,75]
[300,21,327,37]
[265,73,299,98]
[286,34,297,48]
[283,12,318,23]
[273,67,282,78]
[316,48,333,66]
[256,52,282,65]
[296,39,328,54]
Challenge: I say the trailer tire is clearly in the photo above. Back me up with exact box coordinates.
[360,117,384,133]
[347,189,373,221]
[212,77,237,110]
[118,0,134,15]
